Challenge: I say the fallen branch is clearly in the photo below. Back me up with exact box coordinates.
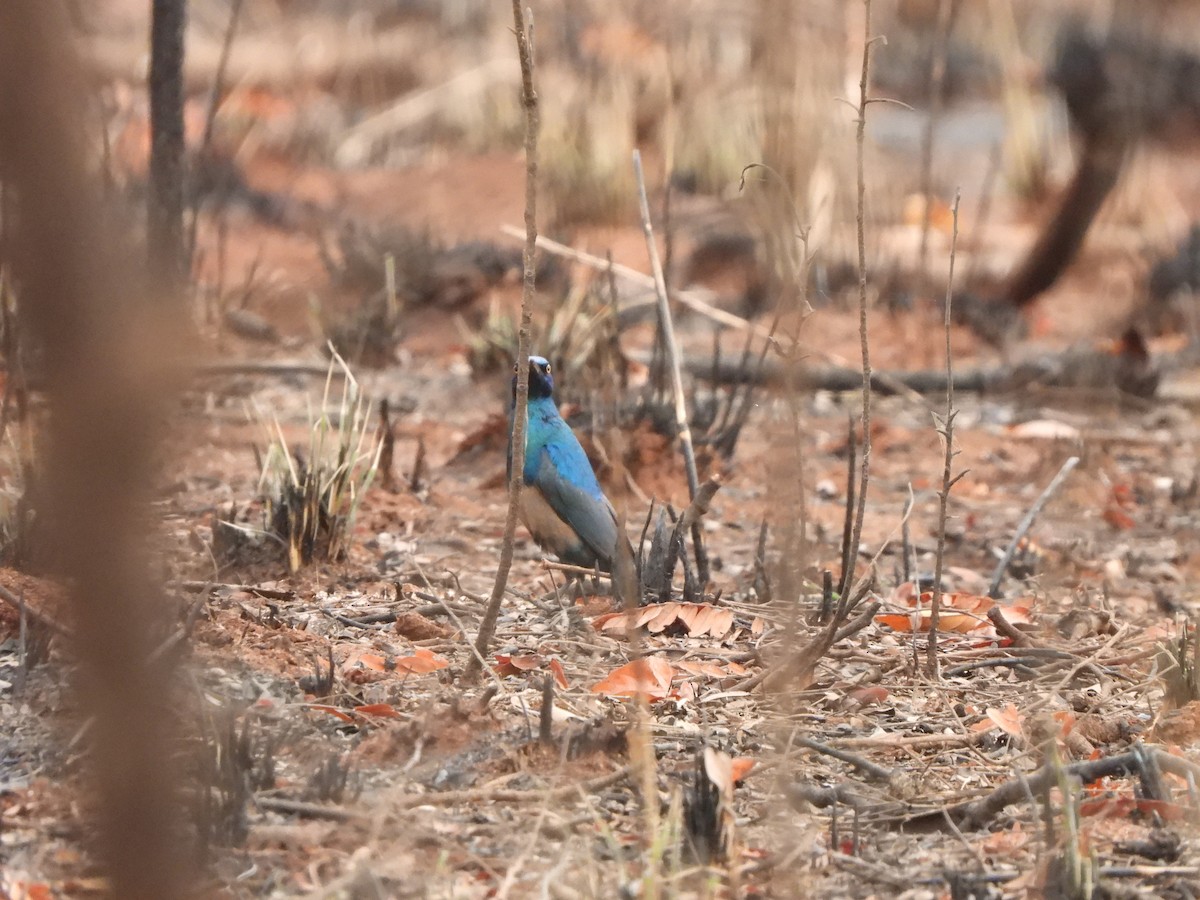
[664,342,1171,399]
[498,225,776,344]
[393,767,630,809]
[0,582,68,635]
[834,731,986,750]
[173,580,295,600]
[986,606,1035,648]
[255,796,364,822]
[917,746,1200,831]
[336,58,521,167]
[831,852,914,891]
[942,656,1046,677]
[796,736,894,783]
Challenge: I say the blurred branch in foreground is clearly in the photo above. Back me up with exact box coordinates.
[0,3,186,898]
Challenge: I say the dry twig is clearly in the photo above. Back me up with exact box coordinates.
[987,455,1080,597]
[498,225,776,344]
[938,746,1200,831]
[927,189,963,675]
[392,767,631,810]
[187,0,245,267]
[470,1,538,676]
[632,149,708,585]
[917,0,956,281]
[845,0,877,599]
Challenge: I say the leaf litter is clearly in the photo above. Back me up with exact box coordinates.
[7,374,1200,897]
[4,6,1200,895]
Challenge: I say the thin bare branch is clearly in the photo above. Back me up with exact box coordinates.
[926,188,962,676]
[632,149,707,586]
[470,2,538,676]
[987,455,1081,598]
[845,0,876,602]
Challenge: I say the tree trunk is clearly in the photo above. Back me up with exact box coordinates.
[148,0,187,288]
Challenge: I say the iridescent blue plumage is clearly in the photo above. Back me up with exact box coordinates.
[507,356,622,571]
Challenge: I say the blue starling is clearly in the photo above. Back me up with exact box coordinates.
[507,355,624,572]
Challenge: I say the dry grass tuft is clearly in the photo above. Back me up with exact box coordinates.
[258,351,381,572]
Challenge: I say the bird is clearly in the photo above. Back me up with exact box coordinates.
[507,355,625,572]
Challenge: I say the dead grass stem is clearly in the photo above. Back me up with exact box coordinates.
[258,349,381,572]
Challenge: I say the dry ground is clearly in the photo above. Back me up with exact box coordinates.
[3,1,1200,898]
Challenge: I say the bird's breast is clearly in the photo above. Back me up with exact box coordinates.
[519,487,589,562]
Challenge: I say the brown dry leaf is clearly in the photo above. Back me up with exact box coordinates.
[846,686,890,708]
[449,412,507,461]
[590,611,633,635]
[875,609,983,633]
[0,566,72,635]
[1153,701,1200,744]
[340,651,390,685]
[307,704,355,723]
[902,193,958,234]
[1103,505,1136,530]
[590,657,676,701]
[8,882,54,900]
[643,603,682,633]
[676,659,731,678]
[1079,796,1189,821]
[674,680,698,701]
[494,653,544,677]
[354,703,402,719]
[730,757,756,784]
[574,594,615,617]
[395,647,449,674]
[394,610,454,641]
[980,822,1030,856]
[592,602,735,639]
[1109,483,1136,509]
[878,587,1036,635]
[547,657,570,689]
[985,704,1025,740]
[1003,597,1036,626]
[493,654,569,688]
[684,604,735,638]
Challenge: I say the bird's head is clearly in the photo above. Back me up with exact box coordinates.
[512,355,555,403]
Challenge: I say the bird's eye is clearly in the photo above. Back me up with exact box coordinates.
[513,363,519,373]
[544,363,551,373]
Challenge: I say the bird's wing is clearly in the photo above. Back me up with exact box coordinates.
[530,444,621,565]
